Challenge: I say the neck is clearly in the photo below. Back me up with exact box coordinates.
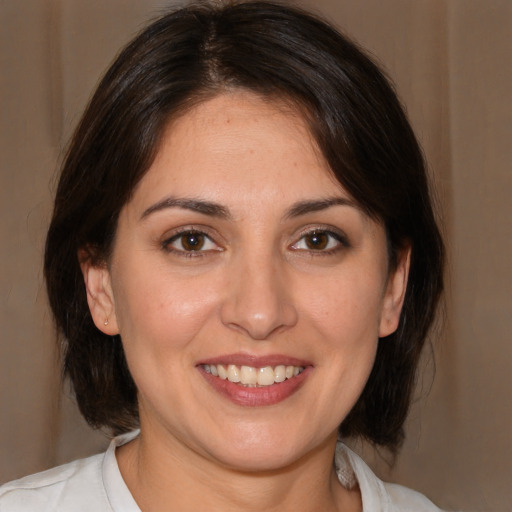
[116,427,360,512]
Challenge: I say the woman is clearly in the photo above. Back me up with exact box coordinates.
[0,1,444,510]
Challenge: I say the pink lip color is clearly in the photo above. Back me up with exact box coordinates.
[199,353,311,368]
[198,364,311,407]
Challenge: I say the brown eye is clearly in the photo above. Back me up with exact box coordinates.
[164,230,219,253]
[304,231,329,250]
[180,232,205,251]
[291,229,347,253]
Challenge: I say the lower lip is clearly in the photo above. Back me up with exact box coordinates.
[199,366,311,406]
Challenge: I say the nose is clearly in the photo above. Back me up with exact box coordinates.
[220,255,298,340]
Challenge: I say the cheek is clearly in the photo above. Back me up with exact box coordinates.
[291,271,383,434]
[300,267,386,345]
[111,260,221,355]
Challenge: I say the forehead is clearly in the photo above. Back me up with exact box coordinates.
[127,91,347,216]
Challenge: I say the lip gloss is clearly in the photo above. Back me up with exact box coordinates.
[198,365,311,406]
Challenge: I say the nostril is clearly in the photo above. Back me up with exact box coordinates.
[221,300,298,340]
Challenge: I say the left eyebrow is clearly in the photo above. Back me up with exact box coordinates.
[284,197,360,219]
[140,196,231,221]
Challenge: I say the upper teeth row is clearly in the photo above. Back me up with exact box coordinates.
[203,364,304,387]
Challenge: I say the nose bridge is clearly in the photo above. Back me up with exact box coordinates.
[221,247,297,340]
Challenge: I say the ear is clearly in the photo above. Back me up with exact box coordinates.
[79,249,120,335]
[379,246,411,338]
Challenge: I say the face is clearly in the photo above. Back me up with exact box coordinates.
[83,91,408,472]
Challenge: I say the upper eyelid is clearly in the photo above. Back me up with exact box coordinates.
[293,225,349,242]
[162,225,218,241]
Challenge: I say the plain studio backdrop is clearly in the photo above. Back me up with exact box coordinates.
[0,1,511,510]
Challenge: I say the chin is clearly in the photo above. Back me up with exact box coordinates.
[216,446,299,473]
[203,424,321,473]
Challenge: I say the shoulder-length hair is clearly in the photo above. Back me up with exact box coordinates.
[45,0,444,450]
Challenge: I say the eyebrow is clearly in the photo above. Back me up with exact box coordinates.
[141,196,231,220]
[140,195,358,221]
[284,197,359,219]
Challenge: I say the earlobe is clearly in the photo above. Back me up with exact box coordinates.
[378,246,411,338]
[79,250,119,335]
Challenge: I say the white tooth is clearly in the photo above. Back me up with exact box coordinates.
[240,366,257,385]
[210,365,218,377]
[274,365,286,383]
[285,366,294,379]
[227,364,241,383]
[257,366,275,386]
[204,365,211,374]
[217,365,227,380]
[293,366,300,377]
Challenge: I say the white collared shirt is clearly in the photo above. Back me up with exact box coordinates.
[0,431,443,511]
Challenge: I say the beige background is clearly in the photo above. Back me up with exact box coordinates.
[1,1,511,510]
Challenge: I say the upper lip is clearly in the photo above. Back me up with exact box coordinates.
[198,353,312,368]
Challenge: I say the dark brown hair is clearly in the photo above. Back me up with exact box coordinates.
[45,0,444,449]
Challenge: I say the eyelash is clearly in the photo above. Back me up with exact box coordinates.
[162,226,349,258]
[162,228,220,257]
[290,228,349,255]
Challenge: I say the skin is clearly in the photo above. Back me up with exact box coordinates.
[82,91,410,511]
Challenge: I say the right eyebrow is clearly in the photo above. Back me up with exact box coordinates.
[284,197,360,219]
[140,196,232,221]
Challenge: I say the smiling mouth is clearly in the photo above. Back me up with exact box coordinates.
[201,364,305,387]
